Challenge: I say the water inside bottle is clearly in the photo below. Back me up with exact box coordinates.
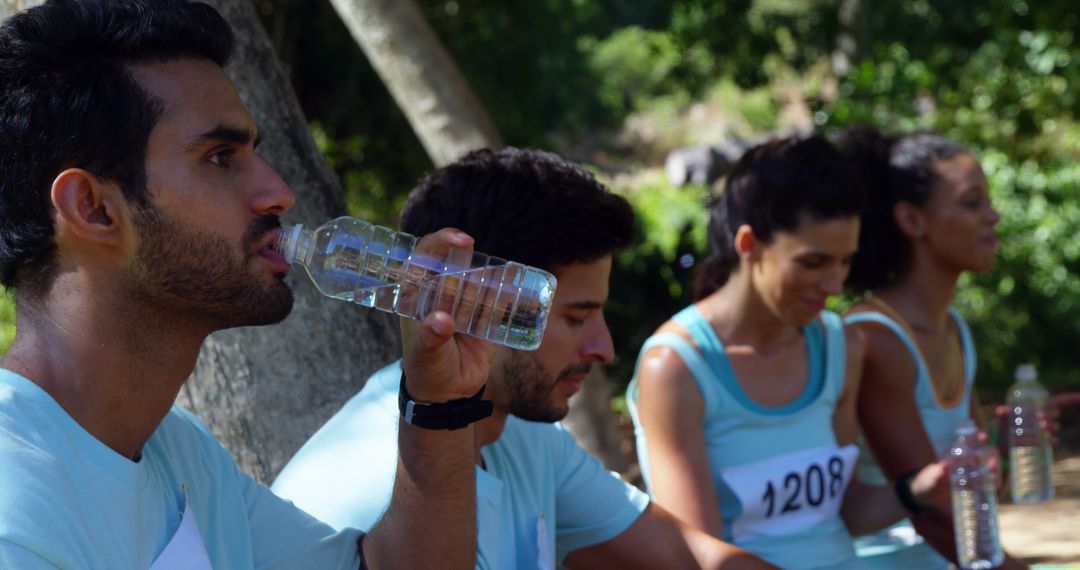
[329,258,553,350]
[1010,445,1054,503]
[951,466,1004,570]
[1008,375,1055,504]
[284,218,556,350]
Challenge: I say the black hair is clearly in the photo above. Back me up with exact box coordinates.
[694,135,864,300]
[0,0,235,294]
[838,126,970,293]
[400,147,635,271]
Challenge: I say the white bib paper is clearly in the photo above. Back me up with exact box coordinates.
[720,444,858,543]
[149,499,213,570]
[536,513,554,570]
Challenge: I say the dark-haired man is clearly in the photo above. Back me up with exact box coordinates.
[0,1,484,568]
[274,148,778,569]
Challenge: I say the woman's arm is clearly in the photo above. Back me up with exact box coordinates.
[564,504,778,570]
[635,343,725,539]
[850,319,962,559]
[834,326,904,534]
[832,326,945,534]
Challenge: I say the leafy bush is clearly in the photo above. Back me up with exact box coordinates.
[0,291,13,355]
[604,172,713,397]
[585,27,685,118]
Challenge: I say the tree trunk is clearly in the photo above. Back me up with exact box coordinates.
[327,0,503,167]
[0,1,43,22]
[562,367,633,476]
[831,0,869,78]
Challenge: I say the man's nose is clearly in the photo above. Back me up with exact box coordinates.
[582,317,615,364]
[249,156,295,215]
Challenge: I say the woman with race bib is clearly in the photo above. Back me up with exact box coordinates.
[839,127,1026,569]
[627,135,948,569]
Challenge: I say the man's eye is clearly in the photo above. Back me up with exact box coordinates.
[209,149,235,167]
[567,316,586,327]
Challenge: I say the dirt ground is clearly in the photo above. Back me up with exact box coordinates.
[1000,451,1080,567]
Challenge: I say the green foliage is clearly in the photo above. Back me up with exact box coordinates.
[606,173,712,386]
[669,0,836,88]
[309,122,411,226]
[585,27,685,118]
[0,291,12,355]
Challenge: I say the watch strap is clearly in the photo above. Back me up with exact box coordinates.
[894,468,930,516]
[398,370,493,430]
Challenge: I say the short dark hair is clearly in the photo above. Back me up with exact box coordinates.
[695,135,864,300]
[400,148,635,271]
[838,126,969,293]
[0,0,235,293]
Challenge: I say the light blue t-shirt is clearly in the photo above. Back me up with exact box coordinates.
[273,361,649,570]
[627,308,864,570]
[0,369,363,569]
[844,309,976,569]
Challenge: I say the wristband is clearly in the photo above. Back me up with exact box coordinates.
[398,370,493,430]
[894,468,930,516]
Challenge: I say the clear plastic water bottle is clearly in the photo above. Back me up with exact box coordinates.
[949,419,1004,570]
[1007,363,1054,503]
[276,216,557,350]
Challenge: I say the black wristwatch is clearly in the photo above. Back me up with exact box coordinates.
[894,468,931,516]
[398,370,493,430]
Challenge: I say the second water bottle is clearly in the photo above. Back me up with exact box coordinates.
[1007,363,1054,503]
[949,419,1003,570]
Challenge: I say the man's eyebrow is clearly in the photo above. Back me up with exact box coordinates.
[564,301,604,310]
[184,124,262,150]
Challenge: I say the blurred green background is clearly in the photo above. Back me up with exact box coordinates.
[3,0,1077,401]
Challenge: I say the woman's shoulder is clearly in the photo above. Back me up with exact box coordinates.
[843,303,909,346]
[636,318,706,390]
[641,314,699,355]
[841,320,866,355]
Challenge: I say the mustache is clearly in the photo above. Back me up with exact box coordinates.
[556,362,593,382]
[244,214,283,250]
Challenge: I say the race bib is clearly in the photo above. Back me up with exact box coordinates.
[536,513,554,570]
[149,497,212,570]
[720,444,858,543]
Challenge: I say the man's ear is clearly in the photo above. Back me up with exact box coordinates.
[893,201,926,239]
[50,168,128,247]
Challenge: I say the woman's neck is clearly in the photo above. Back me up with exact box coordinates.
[874,252,961,332]
[699,271,802,350]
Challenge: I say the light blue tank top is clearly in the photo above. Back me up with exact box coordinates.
[843,308,976,568]
[628,307,864,570]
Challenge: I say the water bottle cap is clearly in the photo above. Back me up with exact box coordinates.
[955,418,978,436]
[1015,363,1037,382]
